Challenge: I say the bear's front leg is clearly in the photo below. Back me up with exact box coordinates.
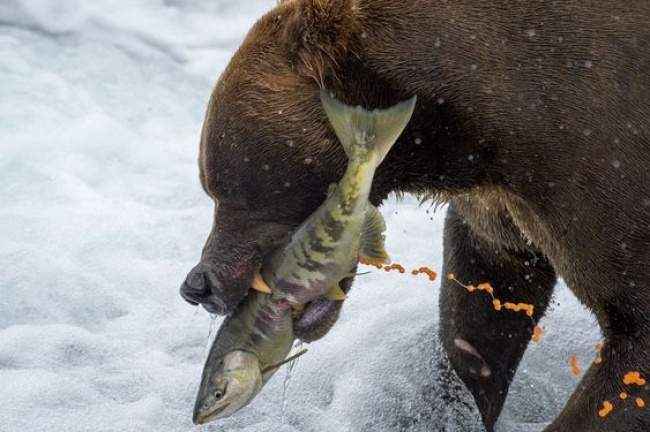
[544,331,650,431]
[439,204,557,431]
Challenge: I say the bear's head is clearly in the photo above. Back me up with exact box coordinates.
[180,0,452,339]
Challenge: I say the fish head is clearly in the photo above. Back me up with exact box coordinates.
[193,350,263,425]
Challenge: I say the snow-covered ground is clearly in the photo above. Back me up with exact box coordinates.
[0,1,601,431]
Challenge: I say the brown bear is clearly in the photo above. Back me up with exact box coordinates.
[179,1,650,430]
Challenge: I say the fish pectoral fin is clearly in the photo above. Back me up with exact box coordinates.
[325,283,347,301]
[261,348,309,380]
[251,271,272,294]
[359,204,390,266]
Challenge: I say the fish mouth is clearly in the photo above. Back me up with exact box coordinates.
[192,402,231,425]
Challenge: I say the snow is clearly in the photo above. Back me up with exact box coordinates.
[0,1,600,431]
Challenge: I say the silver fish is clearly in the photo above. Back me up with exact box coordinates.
[192,91,416,424]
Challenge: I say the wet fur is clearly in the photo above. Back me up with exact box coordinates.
[182,1,650,430]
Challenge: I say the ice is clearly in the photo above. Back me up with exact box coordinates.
[0,1,600,431]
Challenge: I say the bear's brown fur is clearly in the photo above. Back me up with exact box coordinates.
[181,1,650,430]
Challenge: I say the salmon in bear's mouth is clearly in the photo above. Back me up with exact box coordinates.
[192,92,417,424]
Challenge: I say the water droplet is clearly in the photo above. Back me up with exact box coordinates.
[284,182,291,188]
[278,110,284,114]
[304,158,313,165]
[585,60,593,68]
[244,157,250,162]
[526,29,537,38]
[470,64,478,71]
[434,38,441,48]
[437,97,445,105]
[612,160,621,169]
[583,129,592,137]
[414,137,422,145]
[263,164,270,171]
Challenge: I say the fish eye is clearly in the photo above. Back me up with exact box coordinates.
[214,383,227,400]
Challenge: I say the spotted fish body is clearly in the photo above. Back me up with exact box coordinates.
[193,91,416,424]
[260,90,417,304]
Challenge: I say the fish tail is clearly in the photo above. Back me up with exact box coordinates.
[320,90,417,166]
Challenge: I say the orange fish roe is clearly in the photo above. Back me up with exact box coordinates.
[636,398,646,409]
[569,355,582,377]
[594,342,604,364]
[598,401,614,418]
[448,275,536,318]
[411,266,438,281]
[477,282,494,295]
[383,263,406,274]
[532,325,543,343]
[623,371,646,386]
[620,392,628,400]
[503,302,535,317]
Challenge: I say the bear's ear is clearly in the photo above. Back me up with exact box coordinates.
[282,0,361,85]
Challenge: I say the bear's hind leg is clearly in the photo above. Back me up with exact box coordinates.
[544,309,650,431]
[439,204,557,431]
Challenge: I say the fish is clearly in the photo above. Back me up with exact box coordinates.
[251,90,417,304]
[193,291,295,424]
[192,90,416,424]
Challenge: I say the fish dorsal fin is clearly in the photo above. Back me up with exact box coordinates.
[325,283,347,301]
[359,204,390,266]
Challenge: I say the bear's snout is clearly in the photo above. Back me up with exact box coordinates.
[180,262,250,315]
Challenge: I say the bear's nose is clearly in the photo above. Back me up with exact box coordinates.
[181,263,227,314]
[186,266,207,291]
